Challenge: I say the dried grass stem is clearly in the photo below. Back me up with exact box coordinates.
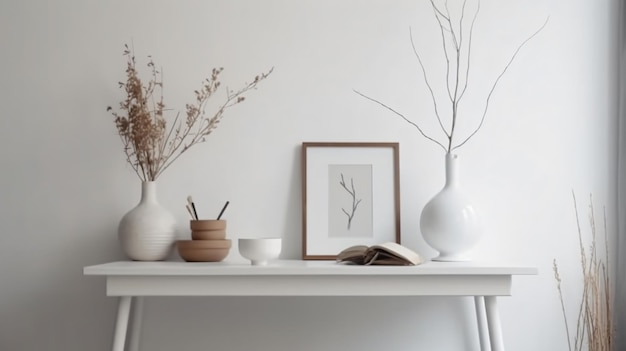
[553,192,614,351]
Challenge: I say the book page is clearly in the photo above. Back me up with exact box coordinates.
[369,242,423,265]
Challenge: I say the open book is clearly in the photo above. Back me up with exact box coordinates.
[336,242,424,266]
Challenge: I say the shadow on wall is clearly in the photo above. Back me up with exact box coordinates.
[138,295,479,351]
[279,145,304,259]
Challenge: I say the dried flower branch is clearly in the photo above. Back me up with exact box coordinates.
[107,44,273,181]
[553,192,614,351]
[354,0,548,154]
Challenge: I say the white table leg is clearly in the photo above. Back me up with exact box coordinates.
[112,296,132,351]
[128,297,144,351]
[485,296,505,351]
[474,296,491,351]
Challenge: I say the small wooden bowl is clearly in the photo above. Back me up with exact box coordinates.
[177,240,231,262]
[190,220,227,240]
[191,230,226,240]
[190,220,226,230]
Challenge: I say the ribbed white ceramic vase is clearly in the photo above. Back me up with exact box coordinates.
[118,181,177,261]
[420,153,482,261]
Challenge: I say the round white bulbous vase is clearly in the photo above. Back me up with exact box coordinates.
[118,181,177,261]
[420,153,482,261]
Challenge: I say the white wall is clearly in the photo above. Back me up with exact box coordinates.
[0,0,619,350]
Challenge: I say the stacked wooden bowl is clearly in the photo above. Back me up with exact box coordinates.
[177,220,231,262]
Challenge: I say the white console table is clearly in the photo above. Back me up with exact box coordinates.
[83,260,536,351]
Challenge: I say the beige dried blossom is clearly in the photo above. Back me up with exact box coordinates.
[107,44,273,181]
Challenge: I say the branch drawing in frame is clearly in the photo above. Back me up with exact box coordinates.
[301,142,401,260]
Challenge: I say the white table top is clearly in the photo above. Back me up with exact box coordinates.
[84,260,537,277]
[84,260,537,297]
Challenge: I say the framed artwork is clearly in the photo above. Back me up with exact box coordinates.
[301,142,401,260]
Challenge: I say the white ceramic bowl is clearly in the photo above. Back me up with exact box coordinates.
[238,238,282,266]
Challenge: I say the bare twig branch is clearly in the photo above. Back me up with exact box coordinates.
[452,16,549,151]
[354,1,547,155]
[458,0,480,102]
[353,90,447,152]
[409,28,449,139]
[430,0,455,104]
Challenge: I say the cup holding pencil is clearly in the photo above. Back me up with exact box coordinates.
[177,199,231,262]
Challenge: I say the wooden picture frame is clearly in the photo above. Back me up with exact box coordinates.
[301,142,401,260]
